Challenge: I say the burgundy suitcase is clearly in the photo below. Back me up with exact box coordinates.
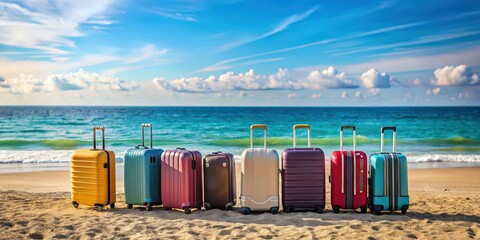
[161,148,202,214]
[203,151,236,210]
[330,126,368,213]
[281,124,326,213]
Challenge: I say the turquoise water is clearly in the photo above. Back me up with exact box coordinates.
[0,106,479,167]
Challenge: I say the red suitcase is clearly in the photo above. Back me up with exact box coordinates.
[330,126,368,213]
[161,148,202,214]
[282,124,325,213]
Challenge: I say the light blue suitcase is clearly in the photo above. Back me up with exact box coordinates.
[124,124,163,211]
[369,127,409,214]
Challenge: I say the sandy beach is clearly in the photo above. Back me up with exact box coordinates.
[0,164,479,239]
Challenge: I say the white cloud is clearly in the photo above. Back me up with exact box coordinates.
[431,64,479,86]
[150,7,198,22]
[368,88,381,96]
[355,91,364,98]
[311,93,322,99]
[0,69,139,94]
[341,91,348,98]
[305,66,357,89]
[287,93,298,99]
[218,5,319,52]
[123,44,169,64]
[425,88,442,97]
[432,87,441,95]
[0,0,118,55]
[359,68,392,88]
[153,66,357,93]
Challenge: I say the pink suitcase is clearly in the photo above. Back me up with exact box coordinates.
[161,148,202,214]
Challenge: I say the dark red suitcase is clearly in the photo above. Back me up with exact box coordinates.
[203,151,236,210]
[281,124,325,213]
[330,126,368,213]
[161,148,202,214]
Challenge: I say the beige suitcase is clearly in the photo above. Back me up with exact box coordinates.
[240,124,280,215]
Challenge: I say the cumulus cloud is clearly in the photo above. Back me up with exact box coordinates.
[359,68,392,88]
[425,87,442,97]
[153,66,357,93]
[341,91,348,98]
[311,93,322,99]
[304,66,357,89]
[431,65,479,86]
[0,69,139,94]
[287,93,298,99]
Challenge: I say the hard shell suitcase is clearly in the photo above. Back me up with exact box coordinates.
[369,127,409,214]
[161,148,202,214]
[282,124,325,213]
[203,151,236,210]
[240,124,280,215]
[330,126,368,213]
[124,124,163,211]
[71,127,116,211]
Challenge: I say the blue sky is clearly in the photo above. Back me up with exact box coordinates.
[0,0,479,106]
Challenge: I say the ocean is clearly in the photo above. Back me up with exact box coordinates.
[0,106,479,173]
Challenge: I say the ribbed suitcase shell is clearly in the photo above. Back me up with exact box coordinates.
[124,148,163,207]
[71,149,116,208]
[330,150,368,211]
[241,148,279,212]
[369,153,409,213]
[161,149,202,213]
[282,148,325,212]
[203,152,236,210]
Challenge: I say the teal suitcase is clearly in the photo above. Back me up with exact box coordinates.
[124,124,163,211]
[369,127,409,214]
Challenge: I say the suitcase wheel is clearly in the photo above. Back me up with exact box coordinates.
[110,203,115,209]
[401,205,408,215]
[184,208,192,214]
[315,206,324,214]
[373,205,383,215]
[127,204,133,209]
[332,206,340,214]
[240,207,251,215]
[96,206,103,212]
[146,204,153,211]
[270,207,279,215]
[72,201,79,209]
[204,202,212,210]
[283,206,292,213]
[225,202,234,211]
[360,206,367,214]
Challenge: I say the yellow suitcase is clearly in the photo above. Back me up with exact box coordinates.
[71,126,116,211]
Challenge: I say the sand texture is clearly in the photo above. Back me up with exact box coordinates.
[0,166,479,239]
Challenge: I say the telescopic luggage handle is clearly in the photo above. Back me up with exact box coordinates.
[293,124,311,148]
[339,126,357,194]
[93,126,105,150]
[137,123,153,149]
[250,124,267,150]
[381,126,396,152]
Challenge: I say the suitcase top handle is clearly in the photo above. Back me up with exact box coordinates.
[137,123,153,149]
[340,125,356,152]
[250,124,267,149]
[293,124,311,148]
[92,126,105,150]
[381,126,396,152]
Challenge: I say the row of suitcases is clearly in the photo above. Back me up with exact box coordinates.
[70,124,409,215]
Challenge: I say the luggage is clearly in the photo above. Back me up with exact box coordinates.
[282,124,325,213]
[161,148,202,214]
[71,126,116,211]
[369,126,409,214]
[240,124,280,215]
[330,126,368,213]
[124,123,163,211]
[203,151,236,210]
